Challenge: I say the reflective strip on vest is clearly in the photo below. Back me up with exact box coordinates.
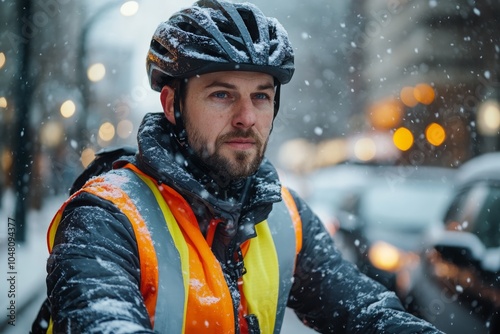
[46,167,302,334]
[120,170,188,332]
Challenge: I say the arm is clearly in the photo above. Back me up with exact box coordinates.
[287,190,443,334]
[46,192,155,333]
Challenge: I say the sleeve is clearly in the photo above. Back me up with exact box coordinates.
[286,190,443,334]
[46,192,155,333]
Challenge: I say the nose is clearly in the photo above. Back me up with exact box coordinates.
[232,98,257,129]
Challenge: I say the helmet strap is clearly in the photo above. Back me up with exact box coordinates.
[274,83,281,117]
[173,80,188,145]
[269,83,282,134]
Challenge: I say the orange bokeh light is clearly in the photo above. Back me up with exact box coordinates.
[414,83,435,105]
[368,98,403,130]
[400,86,418,107]
[426,123,446,146]
[393,127,414,151]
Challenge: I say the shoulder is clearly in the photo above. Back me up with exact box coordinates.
[51,167,142,248]
[281,187,313,223]
[70,146,137,194]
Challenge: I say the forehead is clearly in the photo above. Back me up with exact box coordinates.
[187,71,275,89]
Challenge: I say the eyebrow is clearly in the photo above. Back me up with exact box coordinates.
[204,80,275,91]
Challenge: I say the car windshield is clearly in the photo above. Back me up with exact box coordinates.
[360,182,452,229]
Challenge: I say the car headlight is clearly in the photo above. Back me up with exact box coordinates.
[368,241,403,272]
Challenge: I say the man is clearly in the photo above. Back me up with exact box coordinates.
[33,0,443,333]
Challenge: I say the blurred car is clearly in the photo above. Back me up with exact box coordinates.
[304,163,372,227]
[306,163,456,297]
[405,152,500,334]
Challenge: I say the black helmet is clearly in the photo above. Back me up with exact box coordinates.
[146,0,295,91]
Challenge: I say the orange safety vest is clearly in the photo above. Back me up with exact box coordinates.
[46,164,302,334]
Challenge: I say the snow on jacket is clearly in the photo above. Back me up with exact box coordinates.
[41,113,443,333]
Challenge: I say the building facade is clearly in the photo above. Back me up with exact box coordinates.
[358,0,500,166]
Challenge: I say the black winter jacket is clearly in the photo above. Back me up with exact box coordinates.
[36,113,443,333]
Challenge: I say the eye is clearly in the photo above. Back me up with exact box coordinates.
[211,91,229,99]
[253,92,271,100]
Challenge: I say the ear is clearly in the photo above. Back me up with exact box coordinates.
[160,85,176,124]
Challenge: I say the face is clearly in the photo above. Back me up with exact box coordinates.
[162,71,276,181]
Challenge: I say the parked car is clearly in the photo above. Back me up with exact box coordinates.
[306,163,456,297]
[406,152,500,334]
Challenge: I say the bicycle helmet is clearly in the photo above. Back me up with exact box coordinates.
[146,0,295,91]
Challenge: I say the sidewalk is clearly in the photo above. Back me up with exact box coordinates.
[0,189,65,333]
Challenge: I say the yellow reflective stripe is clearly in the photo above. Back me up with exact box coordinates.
[47,210,63,252]
[47,189,81,252]
[47,318,53,333]
[134,172,190,333]
[242,220,279,334]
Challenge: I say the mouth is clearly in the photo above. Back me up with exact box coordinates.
[225,138,256,150]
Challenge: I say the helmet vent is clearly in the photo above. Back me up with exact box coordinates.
[146,0,295,91]
[237,8,260,44]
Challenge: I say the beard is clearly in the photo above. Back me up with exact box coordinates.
[186,124,268,182]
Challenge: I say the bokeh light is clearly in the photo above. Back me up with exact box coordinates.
[393,127,414,151]
[0,52,5,69]
[425,123,446,146]
[0,97,7,108]
[60,100,76,118]
[414,83,435,105]
[120,1,139,16]
[80,148,96,168]
[87,63,106,82]
[98,122,116,141]
[1,149,13,172]
[368,98,403,130]
[477,100,500,136]
[41,122,64,147]
[354,137,377,161]
[117,119,134,139]
[400,86,418,107]
[368,241,401,272]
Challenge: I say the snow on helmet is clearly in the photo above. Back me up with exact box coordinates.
[146,0,295,91]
